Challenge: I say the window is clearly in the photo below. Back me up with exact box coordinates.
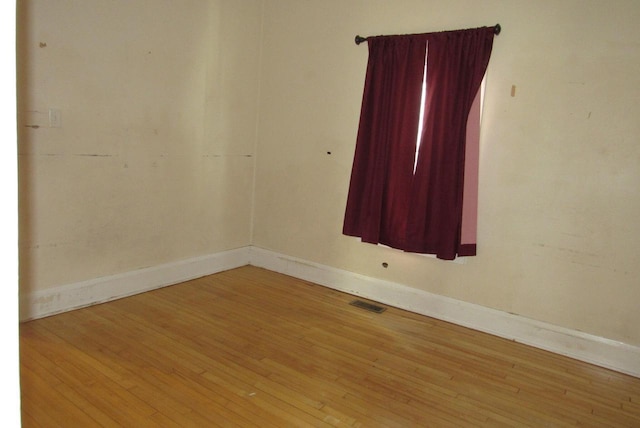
[343,27,496,260]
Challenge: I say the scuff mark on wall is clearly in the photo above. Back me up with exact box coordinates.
[533,242,598,258]
[36,153,116,157]
[202,154,253,158]
[35,294,58,306]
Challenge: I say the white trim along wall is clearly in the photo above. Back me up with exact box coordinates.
[20,246,640,378]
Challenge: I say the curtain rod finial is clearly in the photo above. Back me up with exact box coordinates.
[355,35,367,45]
[494,24,501,35]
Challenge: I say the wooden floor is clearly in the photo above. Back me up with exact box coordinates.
[20,266,640,427]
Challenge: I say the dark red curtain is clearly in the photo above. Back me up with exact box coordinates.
[343,27,495,260]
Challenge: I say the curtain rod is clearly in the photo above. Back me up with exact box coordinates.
[354,23,501,45]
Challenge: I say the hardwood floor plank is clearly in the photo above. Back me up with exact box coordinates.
[20,365,94,428]
[20,266,640,427]
[61,312,267,427]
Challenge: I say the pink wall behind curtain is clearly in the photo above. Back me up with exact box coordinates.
[461,88,482,250]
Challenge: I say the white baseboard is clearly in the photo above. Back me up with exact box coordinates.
[19,247,251,321]
[19,245,640,378]
[249,246,640,378]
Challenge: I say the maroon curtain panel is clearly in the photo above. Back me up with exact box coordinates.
[343,27,495,260]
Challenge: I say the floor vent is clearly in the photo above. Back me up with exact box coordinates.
[349,300,387,313]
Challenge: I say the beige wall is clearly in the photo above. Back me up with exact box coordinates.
[18,0,262,295]
[18,1,640,348]
[253,1,640,346]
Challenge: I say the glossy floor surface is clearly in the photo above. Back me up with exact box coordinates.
[20,266,640,427]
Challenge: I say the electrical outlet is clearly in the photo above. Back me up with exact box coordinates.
[49,108,61,128]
